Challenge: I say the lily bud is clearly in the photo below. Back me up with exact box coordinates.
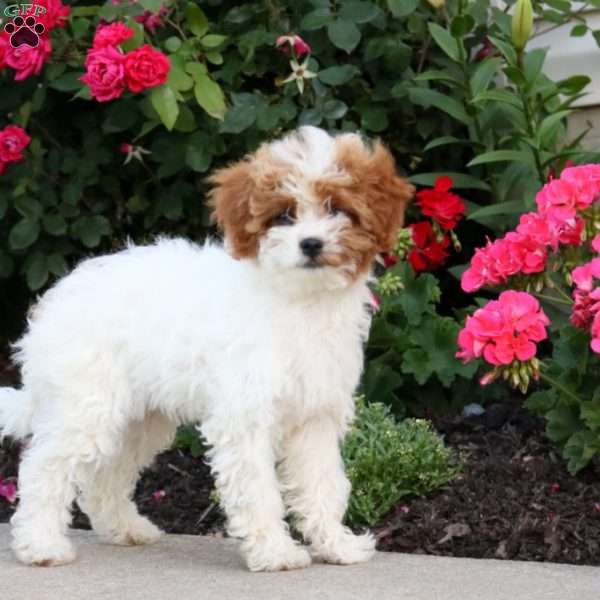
[512,0,534,52]
[427,0,445,9]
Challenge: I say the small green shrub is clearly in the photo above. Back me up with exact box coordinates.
[342,398,459,528]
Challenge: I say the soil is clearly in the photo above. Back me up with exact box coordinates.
[1,355,599,565]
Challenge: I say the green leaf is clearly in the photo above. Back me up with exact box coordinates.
[546,405,581,445]
[409,172,490,191]
[359,105,388,131]
[525,389,558,416]
[150,85,179,131]
[43,214,67,236]
[327,19,361,53]
[201,34,227,48]
[402,349,433,385]
[71,216,111,248]
[451,14,475,38]
[523,48,547,88]
[557,75,591,95]
[414,70,463,86]
[537,110,571,147]
[361,362,403,406]
[47,253,68,277]
[408,88,471,125]
[318,65,359,85]
[563,430,600,474]
[570,24,588,37]
[48,72,84,92]
[164,37,182,52]
[186,132,213,173]
[323,99,348,120]
[467,149,530,167]
[581,397,600,432]
[472,89,523,108]
[339,1,380,23]
[26,253,48,291]
[300,8,332,30]
[194,75,227,120]
[9,219,40,250]
[488,35,517,65]
[467,199,527,221]
[139,0,161,10]
[428,23,460,62]
[397,264,440,326]
[423,136,468,152]
[470,57,502,96]
[186,3,209,38]
[387,0,418,18]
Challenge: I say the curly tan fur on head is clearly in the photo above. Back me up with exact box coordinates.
[208,127,414,282]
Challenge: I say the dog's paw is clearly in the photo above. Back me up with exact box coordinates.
[12,535,76,567]
[243,535,312,572]
[106,516,163,546]
[311,530,376,565]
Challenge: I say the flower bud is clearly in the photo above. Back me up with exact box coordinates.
[427,0,445,9]
[512,0,534,52]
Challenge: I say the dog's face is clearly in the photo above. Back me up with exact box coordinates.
[208,127,414,289]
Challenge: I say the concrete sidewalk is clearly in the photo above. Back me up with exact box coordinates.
[1,524,598,600]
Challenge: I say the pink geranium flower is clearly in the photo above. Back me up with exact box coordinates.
[456,291,549,366]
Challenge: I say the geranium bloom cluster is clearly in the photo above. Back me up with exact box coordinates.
[0,125,31,176]
[458,163,600,391]
[0,0,70,81]
[403,176,465,273]
[457,291,549,366]
[461,165,600,293]
[82,22,170,102]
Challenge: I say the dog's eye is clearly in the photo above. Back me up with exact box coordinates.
[271,211,294,226]
[329,205,355,221]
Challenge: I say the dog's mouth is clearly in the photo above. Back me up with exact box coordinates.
[302,257,323,269]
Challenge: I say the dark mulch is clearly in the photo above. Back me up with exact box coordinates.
[374,405,600,565]
[1,352,599,564]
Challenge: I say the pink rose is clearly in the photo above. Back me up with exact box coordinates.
[0,125,31,164]
[5,37,52,81]
[276,34,311,57]
[93,22,135,49]
[592,234,600,253]
[0,33,8,70]
[81,46,126,102]
[25,0,70,31]
[124,44,170,93]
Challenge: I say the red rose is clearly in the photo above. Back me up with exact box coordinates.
[0,125,31,164]
[5,37,52,81]
[408,221,449,273]
[416,176,465,230]
[124,45,170,93]
[81,46,126,103]
[93,22,135,49]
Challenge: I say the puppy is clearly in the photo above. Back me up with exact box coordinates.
[0,126,413,571]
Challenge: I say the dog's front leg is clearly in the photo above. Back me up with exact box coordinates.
[280,415,376,565]
[202,422,311,572]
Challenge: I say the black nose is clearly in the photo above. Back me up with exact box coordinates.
[299,237,324,258]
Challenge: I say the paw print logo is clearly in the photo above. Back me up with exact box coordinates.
[4,15,45,49]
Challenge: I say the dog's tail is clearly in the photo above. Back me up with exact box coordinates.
[0,387,34,440]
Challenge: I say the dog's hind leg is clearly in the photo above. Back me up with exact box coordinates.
[11,431,83,566]
[78,411,176,546]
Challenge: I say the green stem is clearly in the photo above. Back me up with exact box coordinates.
[551,284,574,304]
[538,370,583,405]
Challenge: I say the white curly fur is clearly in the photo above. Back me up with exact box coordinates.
[0,127,379,571]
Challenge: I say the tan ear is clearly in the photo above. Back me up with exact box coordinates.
[206,161,258,259]
[336,136,414,253]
